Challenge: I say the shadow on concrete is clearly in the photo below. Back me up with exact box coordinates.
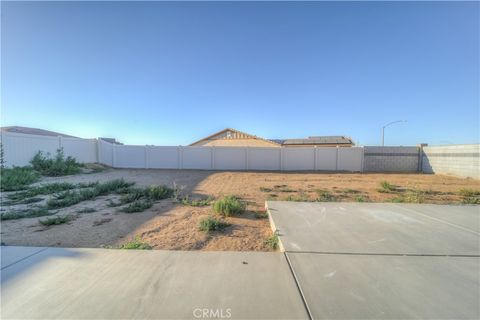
[1,247,86,284]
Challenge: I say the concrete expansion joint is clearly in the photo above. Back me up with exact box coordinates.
[283,250,480,258]
[283,252,314,320]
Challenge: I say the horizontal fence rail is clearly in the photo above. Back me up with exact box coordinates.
[1,132,478,178]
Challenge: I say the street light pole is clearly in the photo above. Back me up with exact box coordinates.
[382,120,407,146]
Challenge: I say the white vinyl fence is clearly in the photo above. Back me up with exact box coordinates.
[1,132,97,167]
[1,132,365,172]
[101,143,365,172]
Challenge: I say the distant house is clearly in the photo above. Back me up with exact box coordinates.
[273,136,354,147]
[190,128,354,147]
[1,126,79,138]
[189,128,279,147]
[99,137,123,145]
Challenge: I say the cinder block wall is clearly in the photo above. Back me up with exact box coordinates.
[422,144,479,179]
[364,146,419,172]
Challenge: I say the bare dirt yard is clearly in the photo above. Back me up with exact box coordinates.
[1,169,478,251]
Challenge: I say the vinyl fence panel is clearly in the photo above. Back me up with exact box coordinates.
[214,147,247,170]
[247,148,281,171]
[98,140,114,166]
[147,146,179,169]
[1,132,97,167]
[181,147,213,170]
[61,138,97,163]
[114,145,146,168]
[315,148,338,171]
[283,148,316,171]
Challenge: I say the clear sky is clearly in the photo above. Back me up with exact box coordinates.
[1,1,479,146]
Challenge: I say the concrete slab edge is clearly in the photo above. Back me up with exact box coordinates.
[265,201,285,252]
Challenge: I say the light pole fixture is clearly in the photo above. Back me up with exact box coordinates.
[382,120,407,146]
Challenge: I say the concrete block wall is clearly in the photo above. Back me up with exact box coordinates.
[364,146,419,172]
[422,144,479,179]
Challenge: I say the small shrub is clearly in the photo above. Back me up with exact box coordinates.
[1,206,54,220]
[118,185,173,205]
[459,189,480,204]
[388,196,405,203]
[378,181,397,193]
[172,182,185,201]
[80,188,100,200]
[388,190,425,204]
[459,189,480,197]
[47,191,81,209]
[30,149,82,176]
[355,195,368,202]
[0,143,5,169]
[21,197,44,204]
[120,235,152,250]
[121,200,153,213]
[46,179,134,209]
[213,195,245,217]
[274,185,296,193]
[180,196,214,207]
[115,186,135,194]
[53,190,76,200]
[3,196,44,206]
[285,194,309,202]
[404,189,425,203]
[267,194,278,200]
[254,211,268,219]
[0,212,23,220]
[198,216,230,233]
[462,196,480,205]
[265,232,279,250]
[94,179,135,195]
[120,189,145,203]
[7,182,97,202]
[146,185,174,200]
[343,188,360,194]
[39,215,73,226]
[259,187,273,192]
[315,189,336,202]
[0,167,40,191]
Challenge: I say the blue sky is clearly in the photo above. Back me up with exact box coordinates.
[1,1,478,146]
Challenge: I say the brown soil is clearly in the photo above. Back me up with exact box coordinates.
[1,169,478,251]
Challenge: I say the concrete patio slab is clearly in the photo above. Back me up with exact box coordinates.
[287,252,480,319]
[1,246,47,269]
[267,201,480,319]
[1,247,309,320]
[391,203,480,233]
[266,201,480,255]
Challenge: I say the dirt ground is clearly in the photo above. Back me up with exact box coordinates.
[1,169,479,251]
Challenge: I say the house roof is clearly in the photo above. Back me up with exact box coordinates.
[1,126,79,138]
[282,136,354,145]
[189,128,281,146]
